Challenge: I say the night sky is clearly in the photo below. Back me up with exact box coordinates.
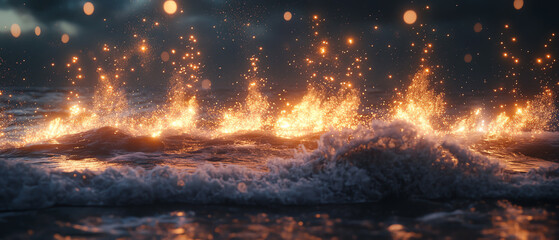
[0,0,558,97]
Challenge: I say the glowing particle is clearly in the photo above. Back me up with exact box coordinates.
[536,58,542,64]
[34,26,41,36]
[61,34,70,43]
[347,38,354,45]
[474,23,482,33]
[201,79,211,89]
[403,10,417,24]
[83,2,94,15]
[283,11,292,21]
[161,51,170,62]
[10,24,21,38]
[464,54,473,63]
[163,0,178,15]
[513,0,524,10]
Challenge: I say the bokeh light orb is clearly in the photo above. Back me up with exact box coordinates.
[10,24,21,38]
[283,11,292,21]
[83,2,94,15]
[474,22,483,32]
[464,54,473,63]
[403,10,417,24]
[163,0,178,15]
[61,34,70,43]
[34,26,41,36]
[161,51,170,62]
[514,0,524,10]
[201,79,212,90]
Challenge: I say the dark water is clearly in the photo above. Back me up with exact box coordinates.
[1,88,559,239]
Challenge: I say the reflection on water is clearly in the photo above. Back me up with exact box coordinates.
[1,200,557,239]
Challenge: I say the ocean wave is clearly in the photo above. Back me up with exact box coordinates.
[1,120,559,210]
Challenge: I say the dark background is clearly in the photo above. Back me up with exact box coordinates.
[0,0,558,97]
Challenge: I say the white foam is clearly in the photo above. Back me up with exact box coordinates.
[1,120,558,210]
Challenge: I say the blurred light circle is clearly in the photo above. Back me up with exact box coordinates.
[464,54,473,63]
[163,0,178,15]
[161,51,170,62]
[61,34,70,43]
[201,79,211,90]
[34,26,41,36]
[10,24,21,38]
[284,11,292,21]
[83,2,94,15]
[474,23,482,33]
[514,0,524,10]
[403,10,417,24]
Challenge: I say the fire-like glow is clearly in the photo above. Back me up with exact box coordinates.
[11,14,557,148]
[274,87,360,138]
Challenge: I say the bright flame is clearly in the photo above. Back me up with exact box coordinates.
[274,87,360,138]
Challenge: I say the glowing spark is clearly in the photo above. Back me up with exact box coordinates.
[10,24,21,38]
[83,2,94,15]
[347,38,354,45]
[163,0,178,15]
[403,10,417,24]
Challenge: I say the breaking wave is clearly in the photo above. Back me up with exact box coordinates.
[1,120,559,211]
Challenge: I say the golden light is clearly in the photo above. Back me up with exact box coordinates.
[464,54,473,63]
[61,34,70,43]
[83,2,94,15]
[536,58,542,64]
[34,26,41,36]
[163,0,178,15]
[347,38,354,45]
[10,24,21,38]
[474,23,483,33]
[403,10,417,25]
[140,45,147,52]
[283,11,292,21]
[513,0,524,10]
